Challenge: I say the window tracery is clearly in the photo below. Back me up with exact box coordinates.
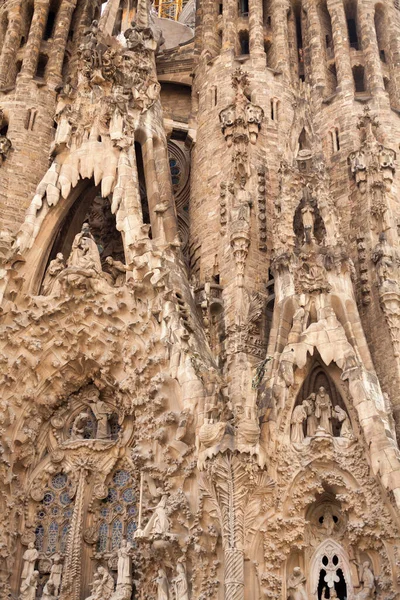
[97,470,137,553]
[34,473,73,556]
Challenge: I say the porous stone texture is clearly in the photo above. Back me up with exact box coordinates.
[1,0,400,599]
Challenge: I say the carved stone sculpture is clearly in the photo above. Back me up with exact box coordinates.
[291,404,307,443]
[41,253,65,296]
[20,570,39,600]
[86,566,114,600]
[355,561,375,600]
[155,568,169,600]
[70,412,91,441]
[20,543,39,587]
[172,562,189,600]
[140,495,170,537]
[89,390,113,440]
[315,386,333,434]
[334,405,354,439]
[67,223,102,274]
[116,539,132,586]
[41,581,57,600]
[48,553,63,596]
[303,393,317,437]
[287,567,307,600]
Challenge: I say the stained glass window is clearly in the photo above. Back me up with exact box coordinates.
[96,469,137,553]
[33,473,73,555]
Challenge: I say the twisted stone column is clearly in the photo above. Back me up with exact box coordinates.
[327,0,353,92]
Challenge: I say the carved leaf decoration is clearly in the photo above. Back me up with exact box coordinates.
[199,472,223,527]
[244,473,275,534]
[212,455,250,548]
[246,292,264,325]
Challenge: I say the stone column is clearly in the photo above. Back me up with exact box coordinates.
[0,1,23,87]
[327,0,353,92]
[305,0,326,89]
[270,0,290,79]
[46,0,77,85]
[222,0,237,53]
[141,136,165,241]
[249,0,264,55]
[202,0,220,57]
[358,3,384,93]
[20,0,49,79]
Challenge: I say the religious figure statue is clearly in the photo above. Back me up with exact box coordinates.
[48,553,63,595]
[116,539,132,586]
[334,405,354,439]
[303,393,317,437]
[86,566,114,600]
[172,562,189,600]
[355,561,375,600]
[139,495,170,537]
[89,390,112,439]
[301,198,315,243]
[42,253,65,296]
[20,543,39,586]
[155,568,169,600]
[315,386,333,434]
[372,232,398,287]
[104,257,130,286]
[70,411,91,440]
[20,570,39,600]
[288,305,306,343]
[291,404,307,443]
[41,581,57,600]
[67,222,102,274]
[287,567,308,600]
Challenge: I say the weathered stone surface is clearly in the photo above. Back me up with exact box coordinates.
[1,0,400,598]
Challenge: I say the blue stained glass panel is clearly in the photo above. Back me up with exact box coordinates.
[111,519,123,549]
[122,488,135,503]
[43,492,55,506]
[113,470,130,487]
[98,522,108,552]
[60,492,71,506]
[126,520,137,543]
[106,488,118,503]
[51,473,67,489]
[47,521,58,555]
[35,525,44,551]
[60,523,70,553]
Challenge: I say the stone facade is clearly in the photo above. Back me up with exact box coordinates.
[1,0,400,599]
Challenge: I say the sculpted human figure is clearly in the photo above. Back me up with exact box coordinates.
[42,253,65,296]
[301,199,315,243]
[20,570,39,600]
[87,387,112,439]
[86,566,114,600]
[291,403,307,443]
[48,553,63,595]
[116,539,132,586]
[67,222,102,274]
[287,567,307,600]
[20,542,39,586]
[155,568,169,600]
[104,256,130,286]
[372,232,398,286]
[71,411,91,440]
[315,386,333,434]
[355,561,375,600]
[142,495,170,536]
[303,393,317,437]
[41,580,57,600]
[172,562,189,600]
[334,405,354,439]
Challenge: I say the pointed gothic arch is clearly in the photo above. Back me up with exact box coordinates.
[310,539,354,599]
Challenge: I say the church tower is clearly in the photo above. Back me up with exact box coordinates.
[1,0,400,597]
